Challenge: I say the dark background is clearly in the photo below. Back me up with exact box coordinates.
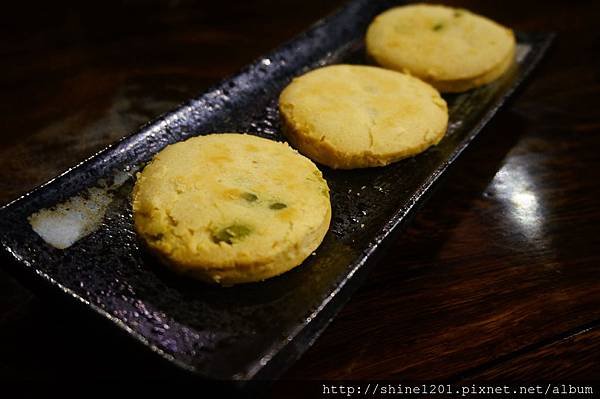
[1,0,599,384]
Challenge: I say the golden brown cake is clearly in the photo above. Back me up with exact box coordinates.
[279,64,448,169]
[132,133,331,285]
[366,3,516,92]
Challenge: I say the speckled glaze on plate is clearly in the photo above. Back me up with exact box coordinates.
[0,0,553,385]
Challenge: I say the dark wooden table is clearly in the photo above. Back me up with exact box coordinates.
[1,0,599,386]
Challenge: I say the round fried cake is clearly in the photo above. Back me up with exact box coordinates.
[279,64,448,169]
[132,133,331,285]
[366,3,516,92]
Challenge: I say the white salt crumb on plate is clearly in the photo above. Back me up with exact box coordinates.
[27,168,136,249]
[28,187,113,249]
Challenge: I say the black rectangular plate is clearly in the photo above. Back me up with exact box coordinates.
[0,0,553,383]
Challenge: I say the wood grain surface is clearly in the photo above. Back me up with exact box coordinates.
[1,0,599,387]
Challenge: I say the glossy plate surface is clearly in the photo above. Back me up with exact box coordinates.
[0,0,553,382]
